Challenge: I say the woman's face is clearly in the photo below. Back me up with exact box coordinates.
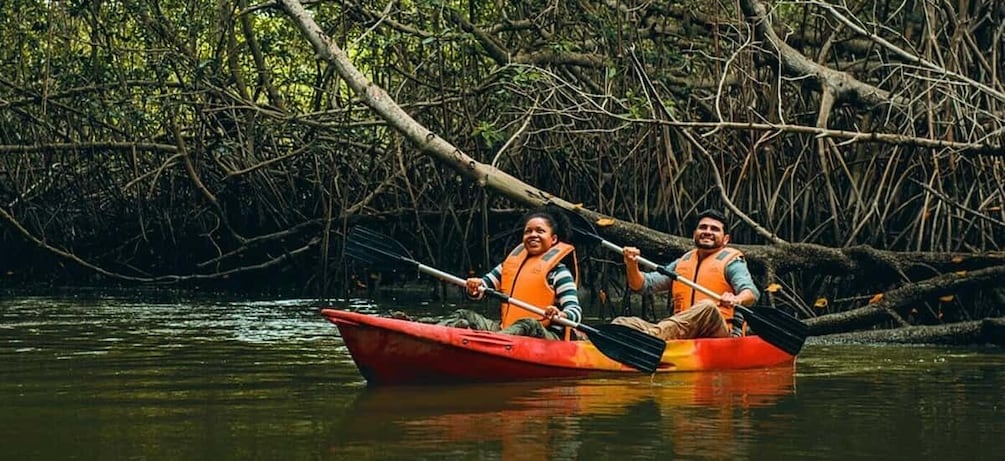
[522,217,558,256]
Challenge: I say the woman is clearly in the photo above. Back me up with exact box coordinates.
[442,207,582,340]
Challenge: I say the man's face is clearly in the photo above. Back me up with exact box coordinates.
[693,217,729,250]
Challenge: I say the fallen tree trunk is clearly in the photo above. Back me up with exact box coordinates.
[276,0,1005,286]
[806,265,1005,335]
[274,0,1003,345]
[808,318,1005,347]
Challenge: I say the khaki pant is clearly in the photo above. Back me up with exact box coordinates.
[438,309,562,340]
[611,300,730,340]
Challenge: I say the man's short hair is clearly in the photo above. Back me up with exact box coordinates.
[695,208,729,229]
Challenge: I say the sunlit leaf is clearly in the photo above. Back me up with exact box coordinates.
[766,283,782,293]
[868,293,884,304]
[813,297,828,308]
[939,295,954,302]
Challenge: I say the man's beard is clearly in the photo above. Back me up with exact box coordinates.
[694,239,720,250]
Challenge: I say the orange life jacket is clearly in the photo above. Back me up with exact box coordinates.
[498,241,577,333]
[670,247,743,323]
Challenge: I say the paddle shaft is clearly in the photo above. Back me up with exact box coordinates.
[599,240,731,302]
[590,228,806,355]
[346,224,665,371]
[412,261,597,334]
[603,239,768,330]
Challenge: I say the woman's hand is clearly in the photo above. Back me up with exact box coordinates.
[465,278,485,297]
[543,305,565,320]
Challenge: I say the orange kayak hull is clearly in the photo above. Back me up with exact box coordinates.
[321,309,794,385]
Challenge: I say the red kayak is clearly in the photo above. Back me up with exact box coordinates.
[322,309,795,385]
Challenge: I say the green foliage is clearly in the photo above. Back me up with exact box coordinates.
[774,1,801,22]
[511,67,544,86]
[472,121,504,146]
[624,90,650,119]
[0,0,1003,310]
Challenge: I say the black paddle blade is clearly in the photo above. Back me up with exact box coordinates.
[564,211,605,246]
[345,226,418,269]
[583,323,666,373]
[739,306,808,356]
[750,307,809,336]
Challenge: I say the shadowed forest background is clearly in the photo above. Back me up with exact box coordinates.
[1,0,1003,343]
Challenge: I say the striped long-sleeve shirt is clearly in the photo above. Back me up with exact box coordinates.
[479,262,582,327]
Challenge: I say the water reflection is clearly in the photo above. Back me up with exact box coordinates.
[329,367,796,460]
[3,293,1000,460]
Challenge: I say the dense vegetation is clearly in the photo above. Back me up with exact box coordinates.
[1,0,1002,341]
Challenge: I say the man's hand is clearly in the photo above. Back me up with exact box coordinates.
[622,246,645,291]
[718,290,756,307]
[718,291,741,307]
[622,246,641,265]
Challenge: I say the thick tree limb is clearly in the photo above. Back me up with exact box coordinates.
[809,317,1005,346]
[806,265,1005,335]
[738,0,908,108]
[270,0,1004,343]
[274,0,1005,281]
[275,0,581,212]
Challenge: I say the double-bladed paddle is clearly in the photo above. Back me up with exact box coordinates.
[344,225,667,373]
[566,212,808,356]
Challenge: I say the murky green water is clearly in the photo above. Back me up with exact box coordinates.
[1,291,1001,460]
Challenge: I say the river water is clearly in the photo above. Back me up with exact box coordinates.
[1,290,1001,460]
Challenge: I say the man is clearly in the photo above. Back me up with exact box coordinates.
[611,209,759,340]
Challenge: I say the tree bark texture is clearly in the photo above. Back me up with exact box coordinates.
[0,1,1003,343]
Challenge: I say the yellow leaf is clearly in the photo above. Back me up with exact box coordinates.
[951,256,964,263]
[813,298,828,308]
[868,293,884,304]
[955,270,967,276]
[765,283,782,293]
[939,295,954,303]
[596,218,616,227]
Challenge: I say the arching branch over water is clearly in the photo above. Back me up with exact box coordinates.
[0,0,1002,344]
